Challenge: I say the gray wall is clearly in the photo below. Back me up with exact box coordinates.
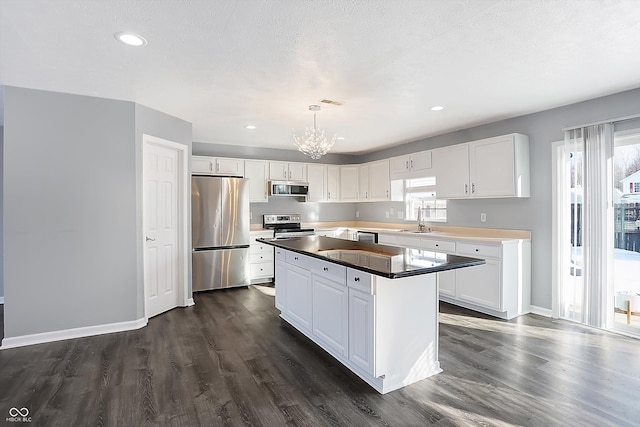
[2,87,191,338]
[3,87,136,337]
[250,198,357,225]
[134,104,192,317]
[0,125,3,300]
[193,141,358,165]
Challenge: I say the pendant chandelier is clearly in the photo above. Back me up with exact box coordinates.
[293,105,336,160]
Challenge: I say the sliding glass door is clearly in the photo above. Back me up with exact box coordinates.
[612,130,640,335]
[556,126,640,337]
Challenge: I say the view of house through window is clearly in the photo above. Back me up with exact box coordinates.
[612,131,640,334]
[405,177,447,222]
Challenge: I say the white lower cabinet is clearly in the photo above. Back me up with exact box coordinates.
[348,288,375,375]
[455,260,501,310]
[284,263,313,333]
[312,274,348,356]
[437,269,457,297]
[274,249,286,311]
[273,247,441,394]
[376,232,530,320]
[250,231,275,283]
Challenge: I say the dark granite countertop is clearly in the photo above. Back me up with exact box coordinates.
[257,235,485,279]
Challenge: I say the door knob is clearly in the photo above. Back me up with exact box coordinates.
[146,236,155,242]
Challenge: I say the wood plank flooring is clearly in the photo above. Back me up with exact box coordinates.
[1,286,639,426]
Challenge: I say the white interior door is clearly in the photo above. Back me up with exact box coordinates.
[144,142,180,318]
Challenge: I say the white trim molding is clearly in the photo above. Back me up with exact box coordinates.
[529,305,553,318]
[0,318,148,350]
[185,298,195,307]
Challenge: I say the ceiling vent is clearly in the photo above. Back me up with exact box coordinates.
[320,99,344,106]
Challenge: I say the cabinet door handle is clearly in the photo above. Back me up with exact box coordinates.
[146,236,155,242]
[216,162,220,172]
[328,191,331,199]
[465,184,468,194]
[323,267,328,271]
[475,248,479,252]
[209,161,213,171]
[435,244,439,247]
[365,191,368,199]
[354,277,360,282]
[405,160,409,169]
[410,159,414,168]
[294,256,299,260]
[472,183,475,193]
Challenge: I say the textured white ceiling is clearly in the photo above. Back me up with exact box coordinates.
[1,0,639,154]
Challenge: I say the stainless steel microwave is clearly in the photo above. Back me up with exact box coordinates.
[268,181,309,197]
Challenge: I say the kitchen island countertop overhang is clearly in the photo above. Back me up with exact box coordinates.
[257,235,485,278]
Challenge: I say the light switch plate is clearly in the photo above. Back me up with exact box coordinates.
[385,211,389,218]
[481,213,487,222]
[356,211,360,218]
[397,211,404,219]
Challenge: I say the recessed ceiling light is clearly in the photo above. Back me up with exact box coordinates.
[336,136,345,140]
[245,125,256,130]
[114,32,147,47]
[430,105,444,111]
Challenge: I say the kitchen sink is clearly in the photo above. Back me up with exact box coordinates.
[399,229,432,234]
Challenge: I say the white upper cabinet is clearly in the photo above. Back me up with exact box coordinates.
[307,164,327,202]
[244,160,269,202]
[389,150,432,179]
[359,164,370,201]
[192,156,215,174]
[339,165,360,201]
[469,134,530,198]
[327,165,340,201]
[269,161,307,181]
[433,133,529,199]
[368,159,391,201]
[216,158,245,176]
[192,155,244,176]
[432,144,470,198]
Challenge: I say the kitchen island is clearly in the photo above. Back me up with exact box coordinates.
[258,235,484,394]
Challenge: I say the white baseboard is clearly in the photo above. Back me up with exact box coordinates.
[530,305,553,317]
[0,297,4,305]
[0,317,148,350]
[185,298,195,307]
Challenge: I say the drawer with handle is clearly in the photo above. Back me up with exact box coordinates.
[310,259,346,284]
[346,268,373,294]
[250,252,274,263]
[421,239,456,253]
[285,251,315,270]
[457,242,502,259]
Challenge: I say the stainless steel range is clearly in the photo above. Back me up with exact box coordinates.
[263,214,315,238]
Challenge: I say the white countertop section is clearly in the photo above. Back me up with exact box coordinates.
[251,222,530,243]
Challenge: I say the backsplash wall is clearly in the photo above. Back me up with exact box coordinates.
[250,198,357,224]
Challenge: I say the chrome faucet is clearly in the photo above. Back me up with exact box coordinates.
[417,207,426,231]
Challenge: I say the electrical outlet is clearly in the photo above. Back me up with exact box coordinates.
[397,211,404,219]
[481,213,487,222]
[356,210,360,218]
[385,211,389,218]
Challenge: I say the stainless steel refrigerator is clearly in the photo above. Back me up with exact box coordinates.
[192,176,250,291]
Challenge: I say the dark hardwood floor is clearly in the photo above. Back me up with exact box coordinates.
[1,286,639,426]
